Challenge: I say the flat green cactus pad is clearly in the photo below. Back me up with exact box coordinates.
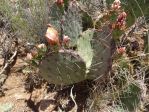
[77,29,94,73]
[39,49,87,85]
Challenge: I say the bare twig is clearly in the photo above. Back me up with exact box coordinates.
[69,85,78,112]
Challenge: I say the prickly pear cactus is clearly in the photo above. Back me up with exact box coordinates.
[49,1,82,45]
[120,83,141,111]
[39,0,112,85]
[39,27,112,85]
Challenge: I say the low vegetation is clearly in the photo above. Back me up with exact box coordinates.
[0,0,149,111]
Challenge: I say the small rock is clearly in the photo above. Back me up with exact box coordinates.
[0,103,13,112]
[14,93,30,100]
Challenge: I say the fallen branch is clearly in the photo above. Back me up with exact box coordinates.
[0,50,18,75]
[0,39,18,96]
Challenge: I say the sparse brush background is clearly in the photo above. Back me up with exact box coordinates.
[0,0,149,112]
[0,0,49,43]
